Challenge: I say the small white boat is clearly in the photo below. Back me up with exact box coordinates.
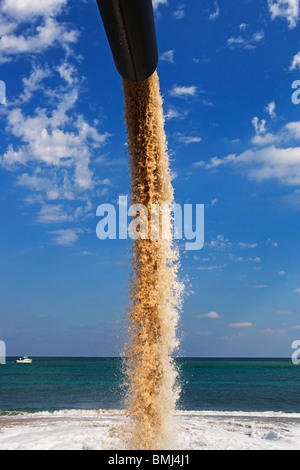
[15,356,33,363]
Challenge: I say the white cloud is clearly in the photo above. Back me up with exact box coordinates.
[36,204,74,224]
[239,242,258,248]
[57,62,78,86]
[36,200,93,225]
[17,65,51,103]
[197,144,300,186]
[229,254,261,263]
[278,270,286,275]
[281,188,300,209]
[253,31,265,42]
[285,121,300,139]
[0,16,17,35]
[0,17,79,62]
[228,322,253,328]
[197,263,227,271]
[193,160,206,168]
[0,63,113,248]
[265,101,276,119]
[170,85,198,97]
[227,30,264,50]
[2,89,110,192]
[227,36,245,48]
[176,133,202,144]
[194,311,220,319]
[202,99,214,107]
[51,228,78,246]
[0,14,109,247]
[165,107,188,120]
[208,2,220,20]
[277,309,291,314]
[160,49,175,63]
[208,234,231,250]
[0,67,111,238]
[261,328,287,335]
[251,133,279,146]
[1,0,68,20]
[290,51,300,70]
[251,119,300,145]
[172,5,185,20]
[17,173,62,200]
[252,285,269,289]
[229,255,244,262]
[252,117,267,135]
[82,251,92,256]
[152,0,168,10]
[268,0,299,29]
[294,287,300,293]
[165,108,180,119]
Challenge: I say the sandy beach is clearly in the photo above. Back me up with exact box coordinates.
[0,409,300,450]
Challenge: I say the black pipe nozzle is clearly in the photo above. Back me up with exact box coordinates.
[96,0,159,82]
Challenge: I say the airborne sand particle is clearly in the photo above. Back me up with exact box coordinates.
[122,71,184,450]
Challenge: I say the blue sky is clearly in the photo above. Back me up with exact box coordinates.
[0,0,299,357]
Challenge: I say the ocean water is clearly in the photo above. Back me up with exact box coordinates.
[0,357,299,415]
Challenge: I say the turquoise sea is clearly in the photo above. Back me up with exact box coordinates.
[0,357,299,415]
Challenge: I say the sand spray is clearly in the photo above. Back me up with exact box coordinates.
[122,72,184,450]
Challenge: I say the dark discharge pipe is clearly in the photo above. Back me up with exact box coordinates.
[96,0,159,82]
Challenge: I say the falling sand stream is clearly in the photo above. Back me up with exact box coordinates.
[122,71,184,450]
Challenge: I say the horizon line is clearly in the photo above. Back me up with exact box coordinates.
[6,356,292,359]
